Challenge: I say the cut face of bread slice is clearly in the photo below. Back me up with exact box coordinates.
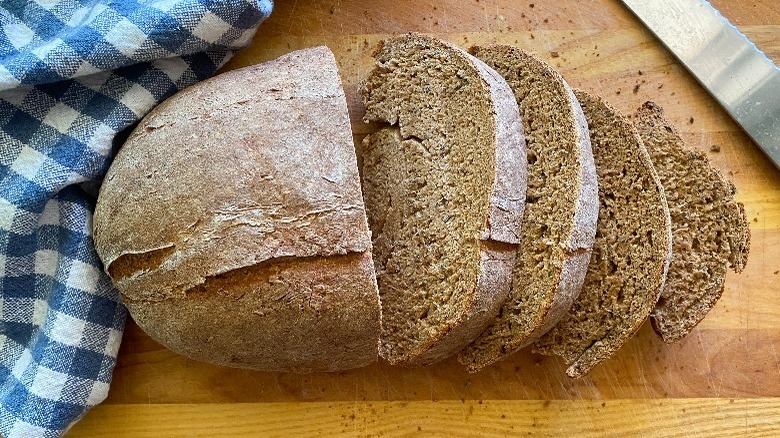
[533,91,673,378]
[361,33,527,366]
[458,45,598,372]
[94,46,381,373]
[634,101,750,344]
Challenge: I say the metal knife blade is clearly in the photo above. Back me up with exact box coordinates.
[621,0,780,169]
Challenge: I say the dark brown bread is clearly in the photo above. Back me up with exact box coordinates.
[533,91,672,378]
[361,33,527,366]
[94,46,382,373]
[459,45,598,372]
[634,101,750,343]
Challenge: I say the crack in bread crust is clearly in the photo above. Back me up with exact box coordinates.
[94,46,382,373]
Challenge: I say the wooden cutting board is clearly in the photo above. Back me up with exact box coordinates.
[68,0,780,436]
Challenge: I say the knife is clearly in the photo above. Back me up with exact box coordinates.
[621,0,780,169]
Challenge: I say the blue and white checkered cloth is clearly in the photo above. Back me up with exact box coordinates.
[0,1,272,436]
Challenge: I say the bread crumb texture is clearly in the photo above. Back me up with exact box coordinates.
[459,45,597,372]
[633,101,750,344]
[361,34,525,366]
[533,91,672,378]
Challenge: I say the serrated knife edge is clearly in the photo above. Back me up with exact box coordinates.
[621,0,780,170]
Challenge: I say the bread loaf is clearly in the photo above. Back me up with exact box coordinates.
[533,91,672,378]
[360,33,527,366]
[634,101,750,343]
[93,46,382,373]
[94,37,750,376]
[459,45,598,372]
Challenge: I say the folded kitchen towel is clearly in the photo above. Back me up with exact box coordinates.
[0,1,272,436]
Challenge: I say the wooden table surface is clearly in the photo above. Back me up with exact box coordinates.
[69,0,780,436]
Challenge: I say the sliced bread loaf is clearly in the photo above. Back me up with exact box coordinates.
[94,46,382,373]
[458,45,598,372]
[533,91,673,378]
[361,33,527,366]
[633,101,751,343]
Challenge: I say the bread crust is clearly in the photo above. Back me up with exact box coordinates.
[94,46,381,372]
[124,252,380,373]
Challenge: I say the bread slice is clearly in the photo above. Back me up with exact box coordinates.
[360,33,527,366]
[633,101,750,343]
[533,91,673,378]
[94,46,382,373]
[458,45,598,372]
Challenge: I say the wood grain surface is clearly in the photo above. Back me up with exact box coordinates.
[68,0,780,436]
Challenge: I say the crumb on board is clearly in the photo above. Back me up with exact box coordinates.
[710,144,721,152]
[530,3,535,7]
[550,51,559,58]
[633,84,640,93]
[689,117,694,124]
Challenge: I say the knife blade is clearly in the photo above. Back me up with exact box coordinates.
[621,0,780,169]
